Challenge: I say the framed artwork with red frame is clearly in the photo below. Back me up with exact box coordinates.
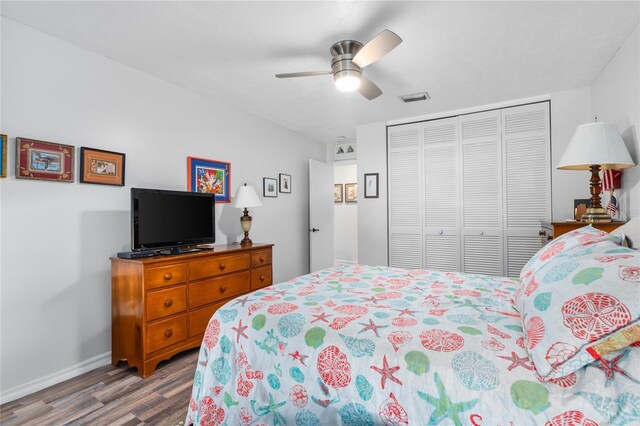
[16,137,74,182]
[187,156,231,203]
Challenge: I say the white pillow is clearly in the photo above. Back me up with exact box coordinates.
[614,216,639,248]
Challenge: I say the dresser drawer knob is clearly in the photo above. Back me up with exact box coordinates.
[164,272,173,280]
[260,275,265,282]
[164,329,173,338]
[219,263,226,271]
[259,256,265,263]
[539,230,546,236]
[164,299,173,308]
[220,286,227,293]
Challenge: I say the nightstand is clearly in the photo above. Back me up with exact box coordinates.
[539,221,627,244]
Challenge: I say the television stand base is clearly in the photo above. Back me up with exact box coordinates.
[160,247,202,255]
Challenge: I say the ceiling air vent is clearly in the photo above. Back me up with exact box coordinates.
[399,91,431,103]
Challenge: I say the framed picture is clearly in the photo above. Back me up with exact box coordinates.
[79,147,125,186]
[1,134,7,178]
[334,184,343,202]
[16,137,74,182]
[364,173,379,198]
[279,173,291,194]
[345,183,357,202]
[188,156,231,203]
[333,142,357,161]
[574,198,590,221]
[263,177,278,198]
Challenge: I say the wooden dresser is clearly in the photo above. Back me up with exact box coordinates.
[539,221,626,245]
[111,243,273,377]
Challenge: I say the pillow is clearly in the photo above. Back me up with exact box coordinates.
[515,225,624,308]
[518,237,639,380]
[613,216,639,249]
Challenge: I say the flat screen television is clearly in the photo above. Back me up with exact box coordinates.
[132,188,215,253]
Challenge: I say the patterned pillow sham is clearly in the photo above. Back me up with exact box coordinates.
[518,237,639,380]
[515,225,624,309]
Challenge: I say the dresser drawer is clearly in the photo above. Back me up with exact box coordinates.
[146,285,186,321]
[251,250,272,267]
[188,254,250,281]
[188,300,228,337]
[146,314,187,354]
[145,264,187,289]
[188,271,250,309]
[251,265,272,290]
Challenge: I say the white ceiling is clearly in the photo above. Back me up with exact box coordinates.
[2,1,638,143]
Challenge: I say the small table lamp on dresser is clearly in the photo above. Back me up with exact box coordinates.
[557,122,635,223]
[232,183,262,246]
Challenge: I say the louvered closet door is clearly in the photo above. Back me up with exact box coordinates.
[423,118,460,271]
[460,110,503,276]
[388,123,423,269]
[502,102,551,277]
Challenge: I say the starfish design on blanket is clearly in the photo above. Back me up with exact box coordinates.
[358,319,388,337]
[231,319,249,343]
[498,351,534,371]
[232,295,254,307]
[250,393,287,426]
[395,307,418,317]
[590,348,640,387]
[311,312,333,323]
[328,283,345,293]
[288,351,308,366]
[417,372,479,426]
[361,295,379,304]
[370,355,402,389]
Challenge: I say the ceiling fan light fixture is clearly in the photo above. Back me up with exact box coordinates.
[334,70,361,92]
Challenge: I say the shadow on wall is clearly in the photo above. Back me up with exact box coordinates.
[217,204,242,245]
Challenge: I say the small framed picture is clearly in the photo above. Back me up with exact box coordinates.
[345,183,357,202]
[334,184,343,202]
[79,147,125,186]
[364,173,379,198]
[279,173,291,194]
[16,137,74,182]
[1,134,7,178]
[188,156,231,203]
[574,198,590,221]
[333,142,357,161]
[263,177,278,197]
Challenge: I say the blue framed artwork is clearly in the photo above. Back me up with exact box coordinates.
[187,156,231,203]
[1,134,6,178]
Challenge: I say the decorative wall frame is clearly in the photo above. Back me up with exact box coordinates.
[16,137,74,182]
[79,147,125,186]
[333,142,357,161]
[188,156,231,203]
[364,173,379,198]
[279,173,291,193]
[263,177,278,198]
[334,184,343,202]
[345,183,357,202]
[0,134,7,178]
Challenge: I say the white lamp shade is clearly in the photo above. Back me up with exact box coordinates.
[232,184,262,208]
[557,122,635,170]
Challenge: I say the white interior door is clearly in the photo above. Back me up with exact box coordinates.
[309,159,334,272]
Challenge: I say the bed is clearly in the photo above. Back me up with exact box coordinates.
[185,226,639,425]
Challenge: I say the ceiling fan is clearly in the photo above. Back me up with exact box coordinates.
[275,30,402,100]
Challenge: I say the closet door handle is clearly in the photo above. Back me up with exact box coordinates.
[479,231,484,236]
[439,230,444,235]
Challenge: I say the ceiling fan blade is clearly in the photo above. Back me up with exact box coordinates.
[275,70,333,78]
[352,30,402,68]
[358,77,383,100]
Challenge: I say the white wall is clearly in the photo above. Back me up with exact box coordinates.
[356,121,388,266]
[0,18,325,399]
[333,163,357,263]
[591,25,639,220]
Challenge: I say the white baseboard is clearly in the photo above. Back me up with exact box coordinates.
[0,351,112,404]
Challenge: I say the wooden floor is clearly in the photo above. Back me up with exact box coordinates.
[0,348,198,426]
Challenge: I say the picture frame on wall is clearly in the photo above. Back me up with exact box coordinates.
[79,147,126,186]
[364,173,379,198]
[333,142,357,161]
[345,183,357,202]
[334,184,343,202]
[1,134,7,178]
[16,137,74,182]
[279,173,291,193]
[187,156,231,203]
[263,177,278,198]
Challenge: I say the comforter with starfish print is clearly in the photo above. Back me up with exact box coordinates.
[185,264,640,426]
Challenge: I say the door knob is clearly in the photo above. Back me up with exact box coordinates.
[310,228,320,232]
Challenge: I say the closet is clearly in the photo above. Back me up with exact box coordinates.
[388,102,550,276]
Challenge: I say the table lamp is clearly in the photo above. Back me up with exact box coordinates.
[557,122,635,223]
[232,183,263,246]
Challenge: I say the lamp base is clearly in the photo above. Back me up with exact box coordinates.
[240,235,253,246]
[581,207,612,223]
